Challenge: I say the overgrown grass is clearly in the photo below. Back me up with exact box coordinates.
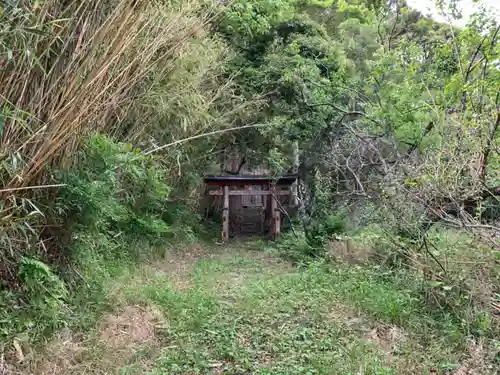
[0,0,212,191]
[105,245,496,375]
[3,240,496,374]
[269,227,499,373]
[275,224,498,328]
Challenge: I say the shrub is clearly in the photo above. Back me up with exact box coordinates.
[0,257,67,342]
[19,257,68,329]
[274,231,324,263]
[1,134,175,344]
[308,213,347,243]
[57,135,171,248]
[0,0,222,345]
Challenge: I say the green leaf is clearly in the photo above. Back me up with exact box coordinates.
[428,281,443,287]
[21,27,47,36]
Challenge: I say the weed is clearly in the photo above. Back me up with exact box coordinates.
[273,214,347,263]
[116,247,496,375]
[273,231,322,263]
[0,259,67,350]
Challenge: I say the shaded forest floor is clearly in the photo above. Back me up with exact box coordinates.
[10,241,497,375]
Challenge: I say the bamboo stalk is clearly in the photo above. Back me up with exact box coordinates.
[0,184,66,194]
[145,124,267,155]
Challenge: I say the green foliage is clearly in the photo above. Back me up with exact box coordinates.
[348,224,499,339]
[217,0,348,169]
[1,134,207,346]
[273,213,346,262]
[273,231,321,262]
[58,135,171,245]
[310,213,346,239]
[0,257,67,341]
[19,257,67,312]
[2,1,500,372]
[219,0,296,42]
[0,0,230,347]
[54,135,203,329]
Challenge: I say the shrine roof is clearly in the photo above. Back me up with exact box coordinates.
[203,174,298,186]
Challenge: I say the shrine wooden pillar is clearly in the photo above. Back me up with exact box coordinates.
[221,185,229,242]
[270,185,281,238]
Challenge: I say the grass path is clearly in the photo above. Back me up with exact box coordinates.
[24,242,497,375]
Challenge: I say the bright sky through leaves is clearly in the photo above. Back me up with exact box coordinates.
[407,0,500,26]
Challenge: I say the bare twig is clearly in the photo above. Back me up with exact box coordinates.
[423,236,447,274]
[478,111,500,183]
[387,4,400,51]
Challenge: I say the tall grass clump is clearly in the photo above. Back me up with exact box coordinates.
[0,0,220,270]
[0,0,248,253]
[0,0,239,348]
[1,0,210,189]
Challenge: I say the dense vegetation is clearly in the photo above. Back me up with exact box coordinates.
[0,0,498,373]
